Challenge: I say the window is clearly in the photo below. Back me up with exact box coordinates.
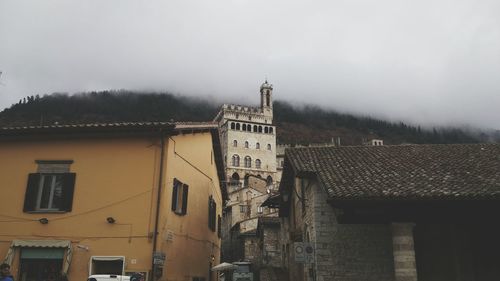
[253,125,257,132]
[236,123,240,130]
[208,196,216,231]
[245,141,249,148]
[257,206,263,214]
[247,124,251,132]
[258,126,262,133]
[242,124,247,131]
[255,159,261,169]
[230,122,235,130]
[244,156,251,168]
[264,127,269,133]
[240,205,247,213]
[256,142,260,149]
[171,179,189,215]
[267,144,272,151]
[23,160,76,213]
[233,140,238,147]
[270,127,274,134]
[232,155,240,167]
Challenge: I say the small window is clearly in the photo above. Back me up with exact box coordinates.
[240,205,247,213]
[230,122,235,130]
[256,143,260,149]
[253,125,258,132]
[233,140,238,147]
[245,141,249,148]
[258,126,262,133]
[23,160,76,213]
[243,124,247,131]
[171,179,189,215]
[232,155,240,167]
[255,159,261,169]
[244,156,251,168]
[270,127,274,134]
[247,125,251,132]
[257,206,263,214]
[267,144,272,151]
[208,196,217,231]
[264,127,269,134]
[236,123,241,130]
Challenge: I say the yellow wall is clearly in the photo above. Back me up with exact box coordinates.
[0,131,222,281]
[160,133,222,281]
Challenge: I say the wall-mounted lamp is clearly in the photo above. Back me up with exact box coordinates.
[106,217,116,224]
[39,218,49,224]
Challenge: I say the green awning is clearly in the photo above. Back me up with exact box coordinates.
[21,248,65,259]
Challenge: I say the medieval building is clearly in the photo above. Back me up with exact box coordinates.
[215,81,284,281]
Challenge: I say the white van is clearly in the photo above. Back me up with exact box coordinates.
[88,275,130,281]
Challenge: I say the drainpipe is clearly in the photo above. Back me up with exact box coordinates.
[152,130,166,278]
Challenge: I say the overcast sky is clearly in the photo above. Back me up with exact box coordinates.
[1,0,499,129]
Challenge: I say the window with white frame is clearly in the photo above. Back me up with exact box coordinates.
[23,160,76,213]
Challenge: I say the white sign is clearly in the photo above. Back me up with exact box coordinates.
[294,242,315,264]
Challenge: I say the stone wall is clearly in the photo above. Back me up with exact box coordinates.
[282,177,395,281]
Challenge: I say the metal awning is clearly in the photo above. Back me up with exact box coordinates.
[211,262,238,271]
[12,240,71,248]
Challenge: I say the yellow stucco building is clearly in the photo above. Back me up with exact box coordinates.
[0,122,226,281]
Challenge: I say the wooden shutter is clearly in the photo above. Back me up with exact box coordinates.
[23,173,40,212]
[61,173,76,212]
[217,215,221,238]
[181,184,189,215]
[171,179,179,212]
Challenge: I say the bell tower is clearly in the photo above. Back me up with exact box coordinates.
[260,80,273,118]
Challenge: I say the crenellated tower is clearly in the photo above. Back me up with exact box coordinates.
[260,80,273,118]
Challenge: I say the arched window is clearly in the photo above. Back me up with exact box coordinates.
[236,123,241,130]
[244,174,250,187]
[230,122,235,130]
[233,140,237,147]
[253,125,258,132]
[256,142,260,149]
[266,93,271,106]
[232,155,240,167]
[245,141,249,148]
[264,127,269,134]
[258,126,263,133]
[266,176,273,186]
[267,144,272,151]
[242,124,247,131]
[269,127,273,134]
[255,159,261,169]
[247,125,251,132]
[230,173,240,188]
[244,156,251,168]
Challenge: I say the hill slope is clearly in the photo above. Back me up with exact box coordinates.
[0,91,487,145]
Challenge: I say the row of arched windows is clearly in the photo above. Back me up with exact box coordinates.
[232,155,262,169]
[230,172,273,188]
[230,122,274,134]
[233,140,272,151]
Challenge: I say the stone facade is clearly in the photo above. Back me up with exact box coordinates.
[214,81,278,188]
[281,177,395,281]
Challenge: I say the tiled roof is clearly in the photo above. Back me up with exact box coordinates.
[284,144,500,201]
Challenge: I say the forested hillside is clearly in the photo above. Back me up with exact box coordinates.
[0,91,493,145]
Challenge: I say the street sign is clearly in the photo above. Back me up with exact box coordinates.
[153,252,166,265]
[294,242,314,264]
